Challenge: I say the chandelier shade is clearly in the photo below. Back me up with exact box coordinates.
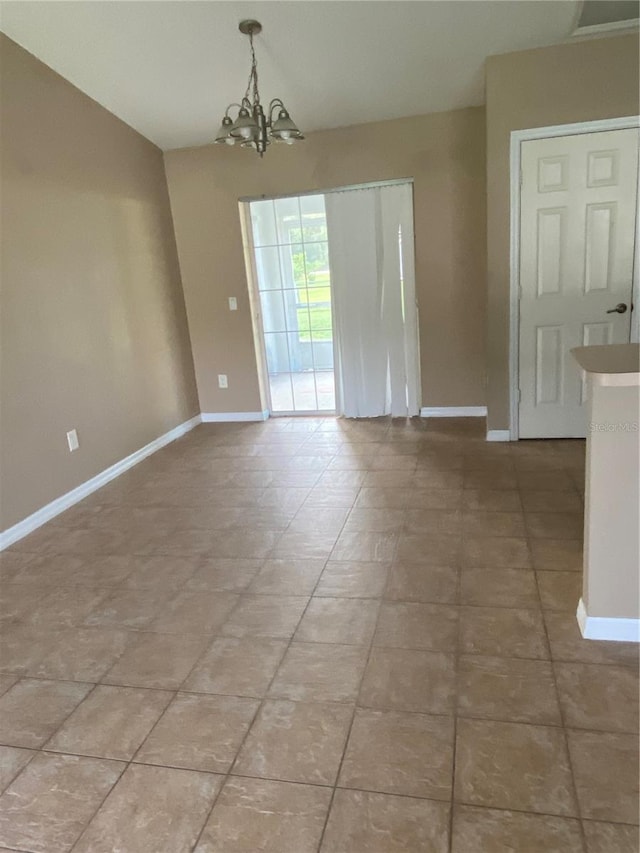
[229,108,258,140]
[214,20,304,157]
[270,109,304,141]
[215,115,236,145]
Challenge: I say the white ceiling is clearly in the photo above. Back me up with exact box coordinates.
[0,1,581,151]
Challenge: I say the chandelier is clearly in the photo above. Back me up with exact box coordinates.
[214,20,304,156]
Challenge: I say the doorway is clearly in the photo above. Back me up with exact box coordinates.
[511,119,639,439]
[245,194,335,414]
[242,180,420,419]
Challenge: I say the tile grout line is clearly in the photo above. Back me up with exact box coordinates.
[189,445,354,853]
[2,690,636,754]
[527,460,591,850]
[66,418,331,853]
[29,425,325,850]
[277,469,370,853]
[0,746,40,798]
[531,522,590,851]
[35,681,103,758]
[185,572,317,847]
[313,493,398,853]
[66,748,132,852]
[450,462,581,837]
[448,516,463,853]
[2,699,635,755]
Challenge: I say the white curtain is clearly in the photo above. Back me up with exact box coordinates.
[325,182,420,418]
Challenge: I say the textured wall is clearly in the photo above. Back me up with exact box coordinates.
[164,107,487,414]
[485,34,640,431]
[1,36,199,529]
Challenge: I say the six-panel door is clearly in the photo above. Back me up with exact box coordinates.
[518,128,639,438]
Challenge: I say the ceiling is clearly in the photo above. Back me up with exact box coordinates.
[0,1,587,151]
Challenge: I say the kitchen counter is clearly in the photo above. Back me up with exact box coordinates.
[572,343,640,386]
[571,343,639,643]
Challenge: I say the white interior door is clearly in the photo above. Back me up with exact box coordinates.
[518,127,639,439]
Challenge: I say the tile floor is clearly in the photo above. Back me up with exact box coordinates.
[0,416,638,852]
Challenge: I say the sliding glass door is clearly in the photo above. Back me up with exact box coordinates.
[249,194,335,414]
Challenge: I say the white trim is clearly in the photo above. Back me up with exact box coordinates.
[0,415,202,551]
[510,117,640,146]
[239,178,414,204]
[509,116,640,441]
[486,429,512,442]
[269,411,336,418]
[571,19,639,40]
[238,202,273,415]
[632,141,640,344]
[201,410,269,422]
[420,406,487,418]
[577,598,640,643]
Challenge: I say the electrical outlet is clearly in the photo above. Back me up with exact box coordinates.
[66,429,79,452]
[228,297,238,311]
[218,374,228,389]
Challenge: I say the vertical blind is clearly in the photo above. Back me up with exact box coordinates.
[325,182,420,418]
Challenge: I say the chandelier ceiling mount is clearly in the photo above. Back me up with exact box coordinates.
[238,19,262,37]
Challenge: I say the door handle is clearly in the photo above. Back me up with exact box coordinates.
[606,303,628,314]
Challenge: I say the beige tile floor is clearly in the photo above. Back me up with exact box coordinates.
[0,416,638,852]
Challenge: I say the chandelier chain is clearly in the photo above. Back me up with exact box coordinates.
[244,29,261,106]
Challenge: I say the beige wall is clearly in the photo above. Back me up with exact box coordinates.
[486,33,640,431]
[164,107,487,414]
[0,36,199,530]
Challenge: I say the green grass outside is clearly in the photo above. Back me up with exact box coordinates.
[296,279,332,342]
[305,271,331,287]
[297,305,333,342]
[298,286,331,304]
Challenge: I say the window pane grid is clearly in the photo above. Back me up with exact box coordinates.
[250,194,334,413]
[298,222,320,408]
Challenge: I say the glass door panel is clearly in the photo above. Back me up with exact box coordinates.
[251,200,278,247]
[300,193,328,242]
[274,197,302,244]
[249,195,335,414]
[260,290,287,334]
[254,246,282,291]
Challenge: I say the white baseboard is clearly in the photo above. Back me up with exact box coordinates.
[486,429,512,442]
[0,414,201,551]
[420,406,487,418]
[201,411,269,423]
[577,598,640,643]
